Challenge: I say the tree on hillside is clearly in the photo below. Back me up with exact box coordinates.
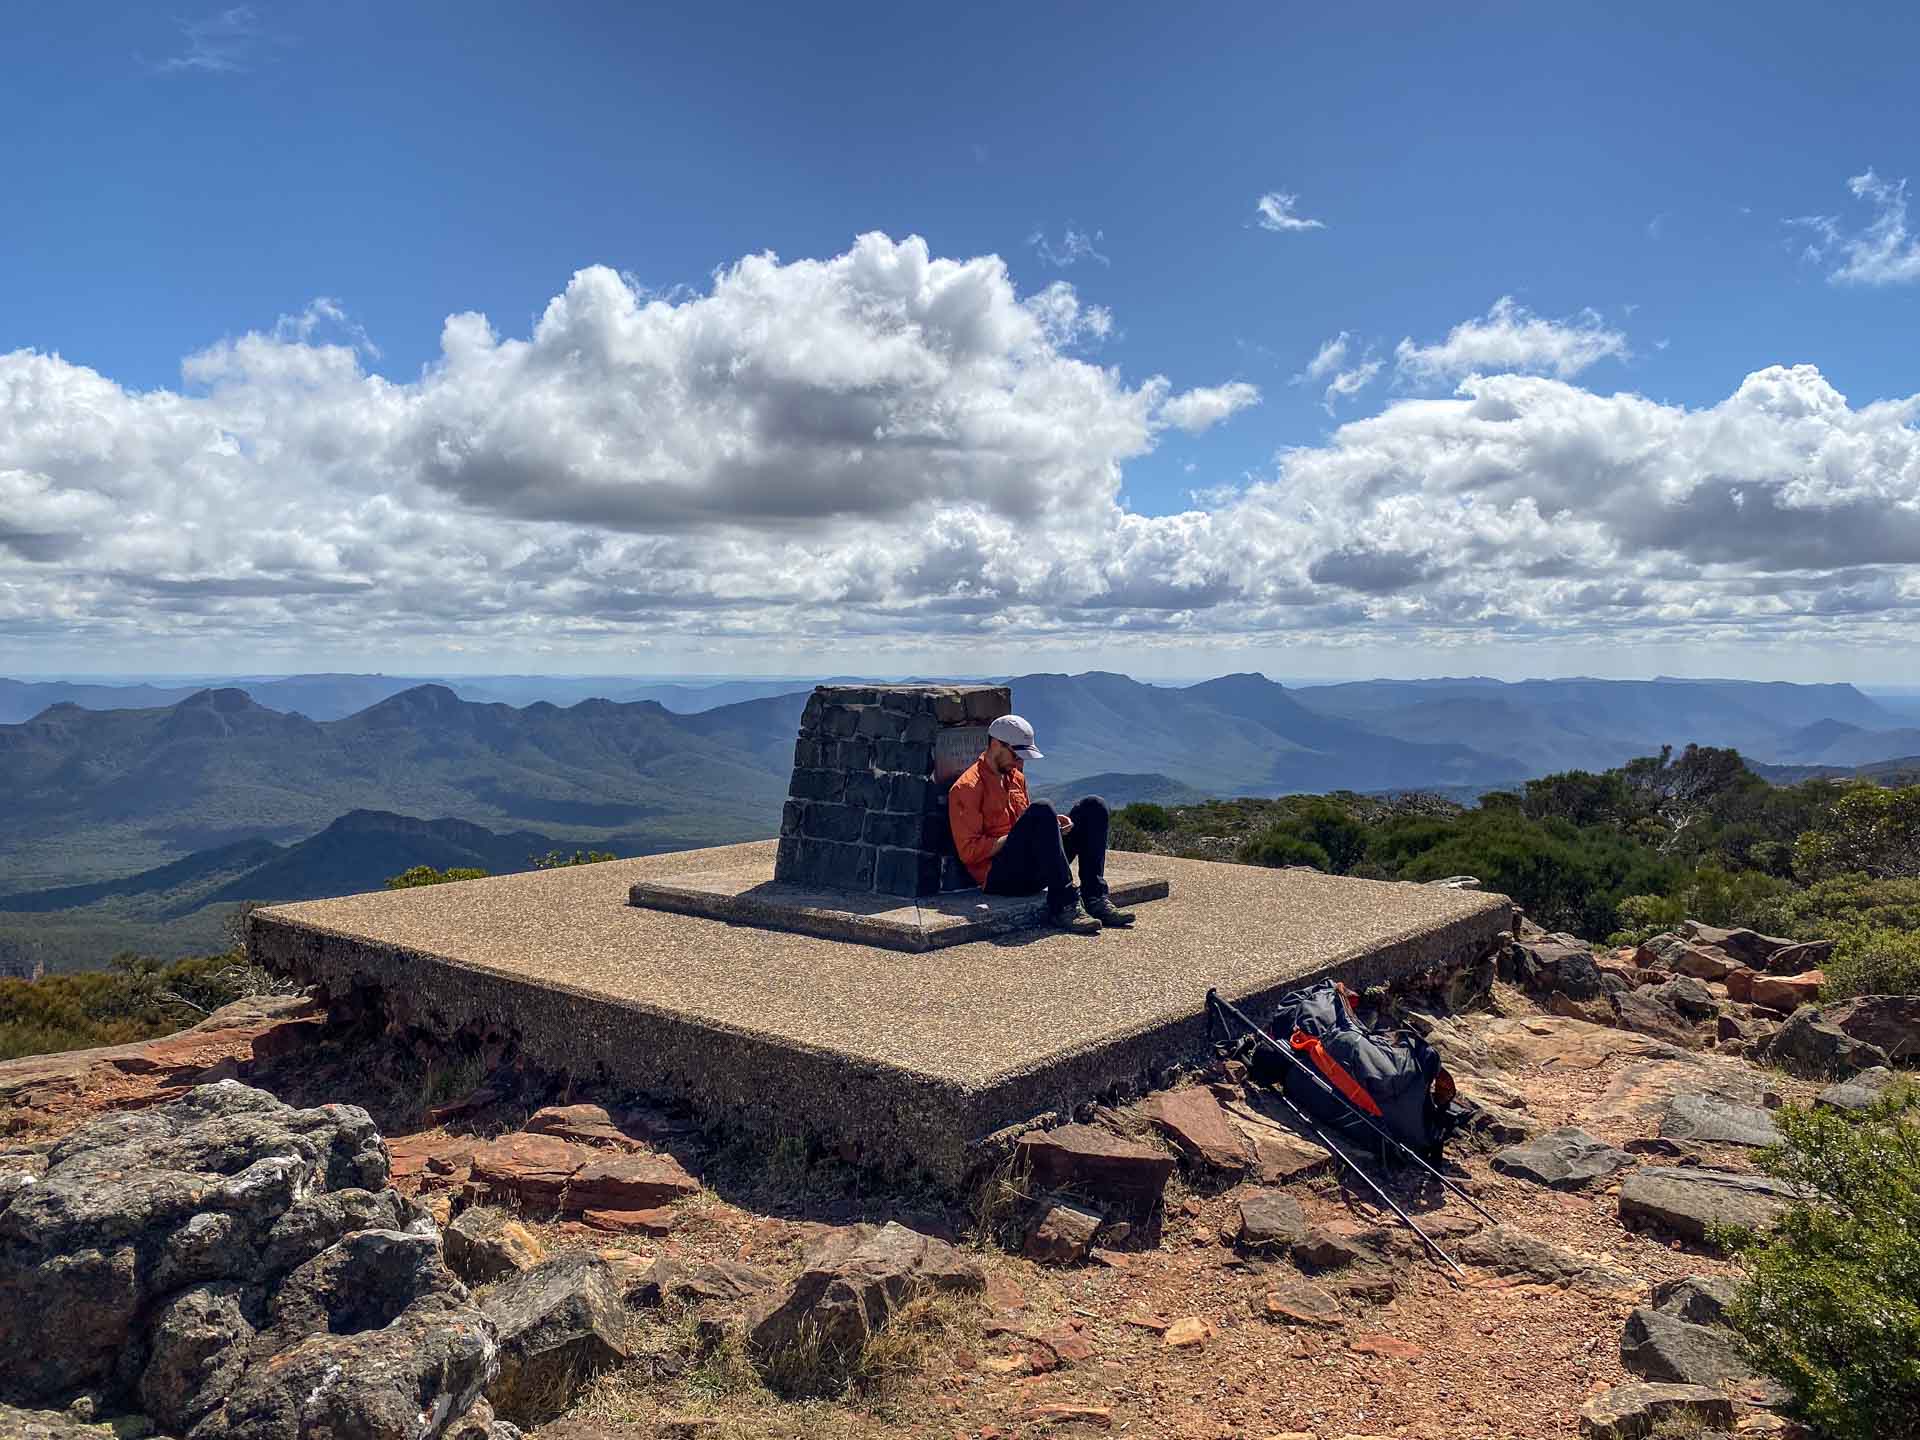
[1794,785,1920,882]
[1618,744,1750,853]
[1238,798,1369,876]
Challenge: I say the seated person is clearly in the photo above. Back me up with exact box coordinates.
[947,714,1136,933]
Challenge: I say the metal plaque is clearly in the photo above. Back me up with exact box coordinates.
[933,725,988,783]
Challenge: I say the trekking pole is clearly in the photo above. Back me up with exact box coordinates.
[1256,1057,1466,1279]
[1205,988,1500,1226]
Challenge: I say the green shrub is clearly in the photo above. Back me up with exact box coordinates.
[1754,874,1920,941]
[529,849,617,869]
[0,952,254,1061]
[1794,784,1920,882]
[1824,926,1920,999]
[1672,863,1796,931]
[384,865,489,889]
[1608,892,1688,946]
[1727,1089,1920,1440]
[1117,802,1173,833]
[1386,809,1681,937]
[1239,830,1332,871]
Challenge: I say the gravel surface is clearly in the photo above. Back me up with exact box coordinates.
[259,842,1510,1089]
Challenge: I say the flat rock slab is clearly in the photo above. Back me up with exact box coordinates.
[1014,1124,1174,1207]
[628,852,1170,952]
[1619,1167,1800,1247]
[252,841,1511,1185]
[1621,1305,1756,1388]
[1484,1016,1682,1072]
[1659,1092,1781,1148]
[1259,1276,1346,1328]
[1579,1382,1733,1440]
[1492,1126,1634,1189]
[1457,1224,1642,1301]
[1143,1086,1248,1173]
[1817,1066,1897,1113]
[1232,1188,1308,1251]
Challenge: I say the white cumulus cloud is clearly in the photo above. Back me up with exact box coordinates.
[1158,382,1262,434]
[1394,296,1630,383]
[4,234,1919,665]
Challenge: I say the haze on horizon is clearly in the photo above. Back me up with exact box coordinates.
[4,5,1917,686]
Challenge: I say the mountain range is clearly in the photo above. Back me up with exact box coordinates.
[4,668,1917,970]
[0,673,837,724]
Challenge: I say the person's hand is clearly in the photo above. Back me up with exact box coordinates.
[991,834,1009,856]
[1057,813,1073,836]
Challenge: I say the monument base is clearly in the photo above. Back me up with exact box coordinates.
[628,853,1170,951]
[249,841,1513,1186]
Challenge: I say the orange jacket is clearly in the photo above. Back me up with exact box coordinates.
[947,754,1030,886]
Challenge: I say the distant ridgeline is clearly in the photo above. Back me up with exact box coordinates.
[2,671,1918,971]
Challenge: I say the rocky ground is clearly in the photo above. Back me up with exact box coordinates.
[1,918,1911,1440]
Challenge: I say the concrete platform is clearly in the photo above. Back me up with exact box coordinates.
[627,853,1171,950]
[250,841,1512,1185]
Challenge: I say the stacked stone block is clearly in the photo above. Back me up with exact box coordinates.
[775,683,1011,897]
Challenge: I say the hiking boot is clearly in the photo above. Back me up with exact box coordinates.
[1045,898,1102,935]
[1084,895,1136,928]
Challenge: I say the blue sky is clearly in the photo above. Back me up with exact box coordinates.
[3,3,1918,680]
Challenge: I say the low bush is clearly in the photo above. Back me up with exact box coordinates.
[1823,925,1920,999]
[1116,801,1173,833]
[1727,1088,1920,1440]
[1238,830,1331,871]
[1754,873,1920,941]
[529,849,617,869]
[0,951,254,1061]
[384,865,489,889]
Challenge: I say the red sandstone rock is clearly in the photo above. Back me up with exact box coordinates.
[1671,946,1744,983]
[566,1151,700,1210]
[983,1271,1028,1313]
[1029,1321,1095,1369]
[1725,968,1758,1003]
[580,1206,678,1235]
[1024,1200,1102,1264]
[1163,1315,1216,1348]
[469,1132,591,1207]
[1751,971,1825,1011]
[1259,1276,1346,1328]
[386,1132,477,1189]
[525,1103,662,1151]
[1349,1332,1425,1362]
[1142,1087,1248,1173]
[1015,1123,1174,1205]
[1246,1129,1332,1184]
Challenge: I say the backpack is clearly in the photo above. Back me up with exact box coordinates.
[1243,980,1456,1162]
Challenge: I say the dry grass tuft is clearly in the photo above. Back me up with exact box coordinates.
[966,1148,1036,1249]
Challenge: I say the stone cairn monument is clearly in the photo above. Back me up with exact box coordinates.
[774,683,1011,898]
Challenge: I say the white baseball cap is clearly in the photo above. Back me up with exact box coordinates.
[987,713,1043,759]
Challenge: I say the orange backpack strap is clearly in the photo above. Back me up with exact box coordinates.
[1291,1031,1383,1117]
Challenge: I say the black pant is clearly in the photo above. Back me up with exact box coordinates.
[984,796,1110,907]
